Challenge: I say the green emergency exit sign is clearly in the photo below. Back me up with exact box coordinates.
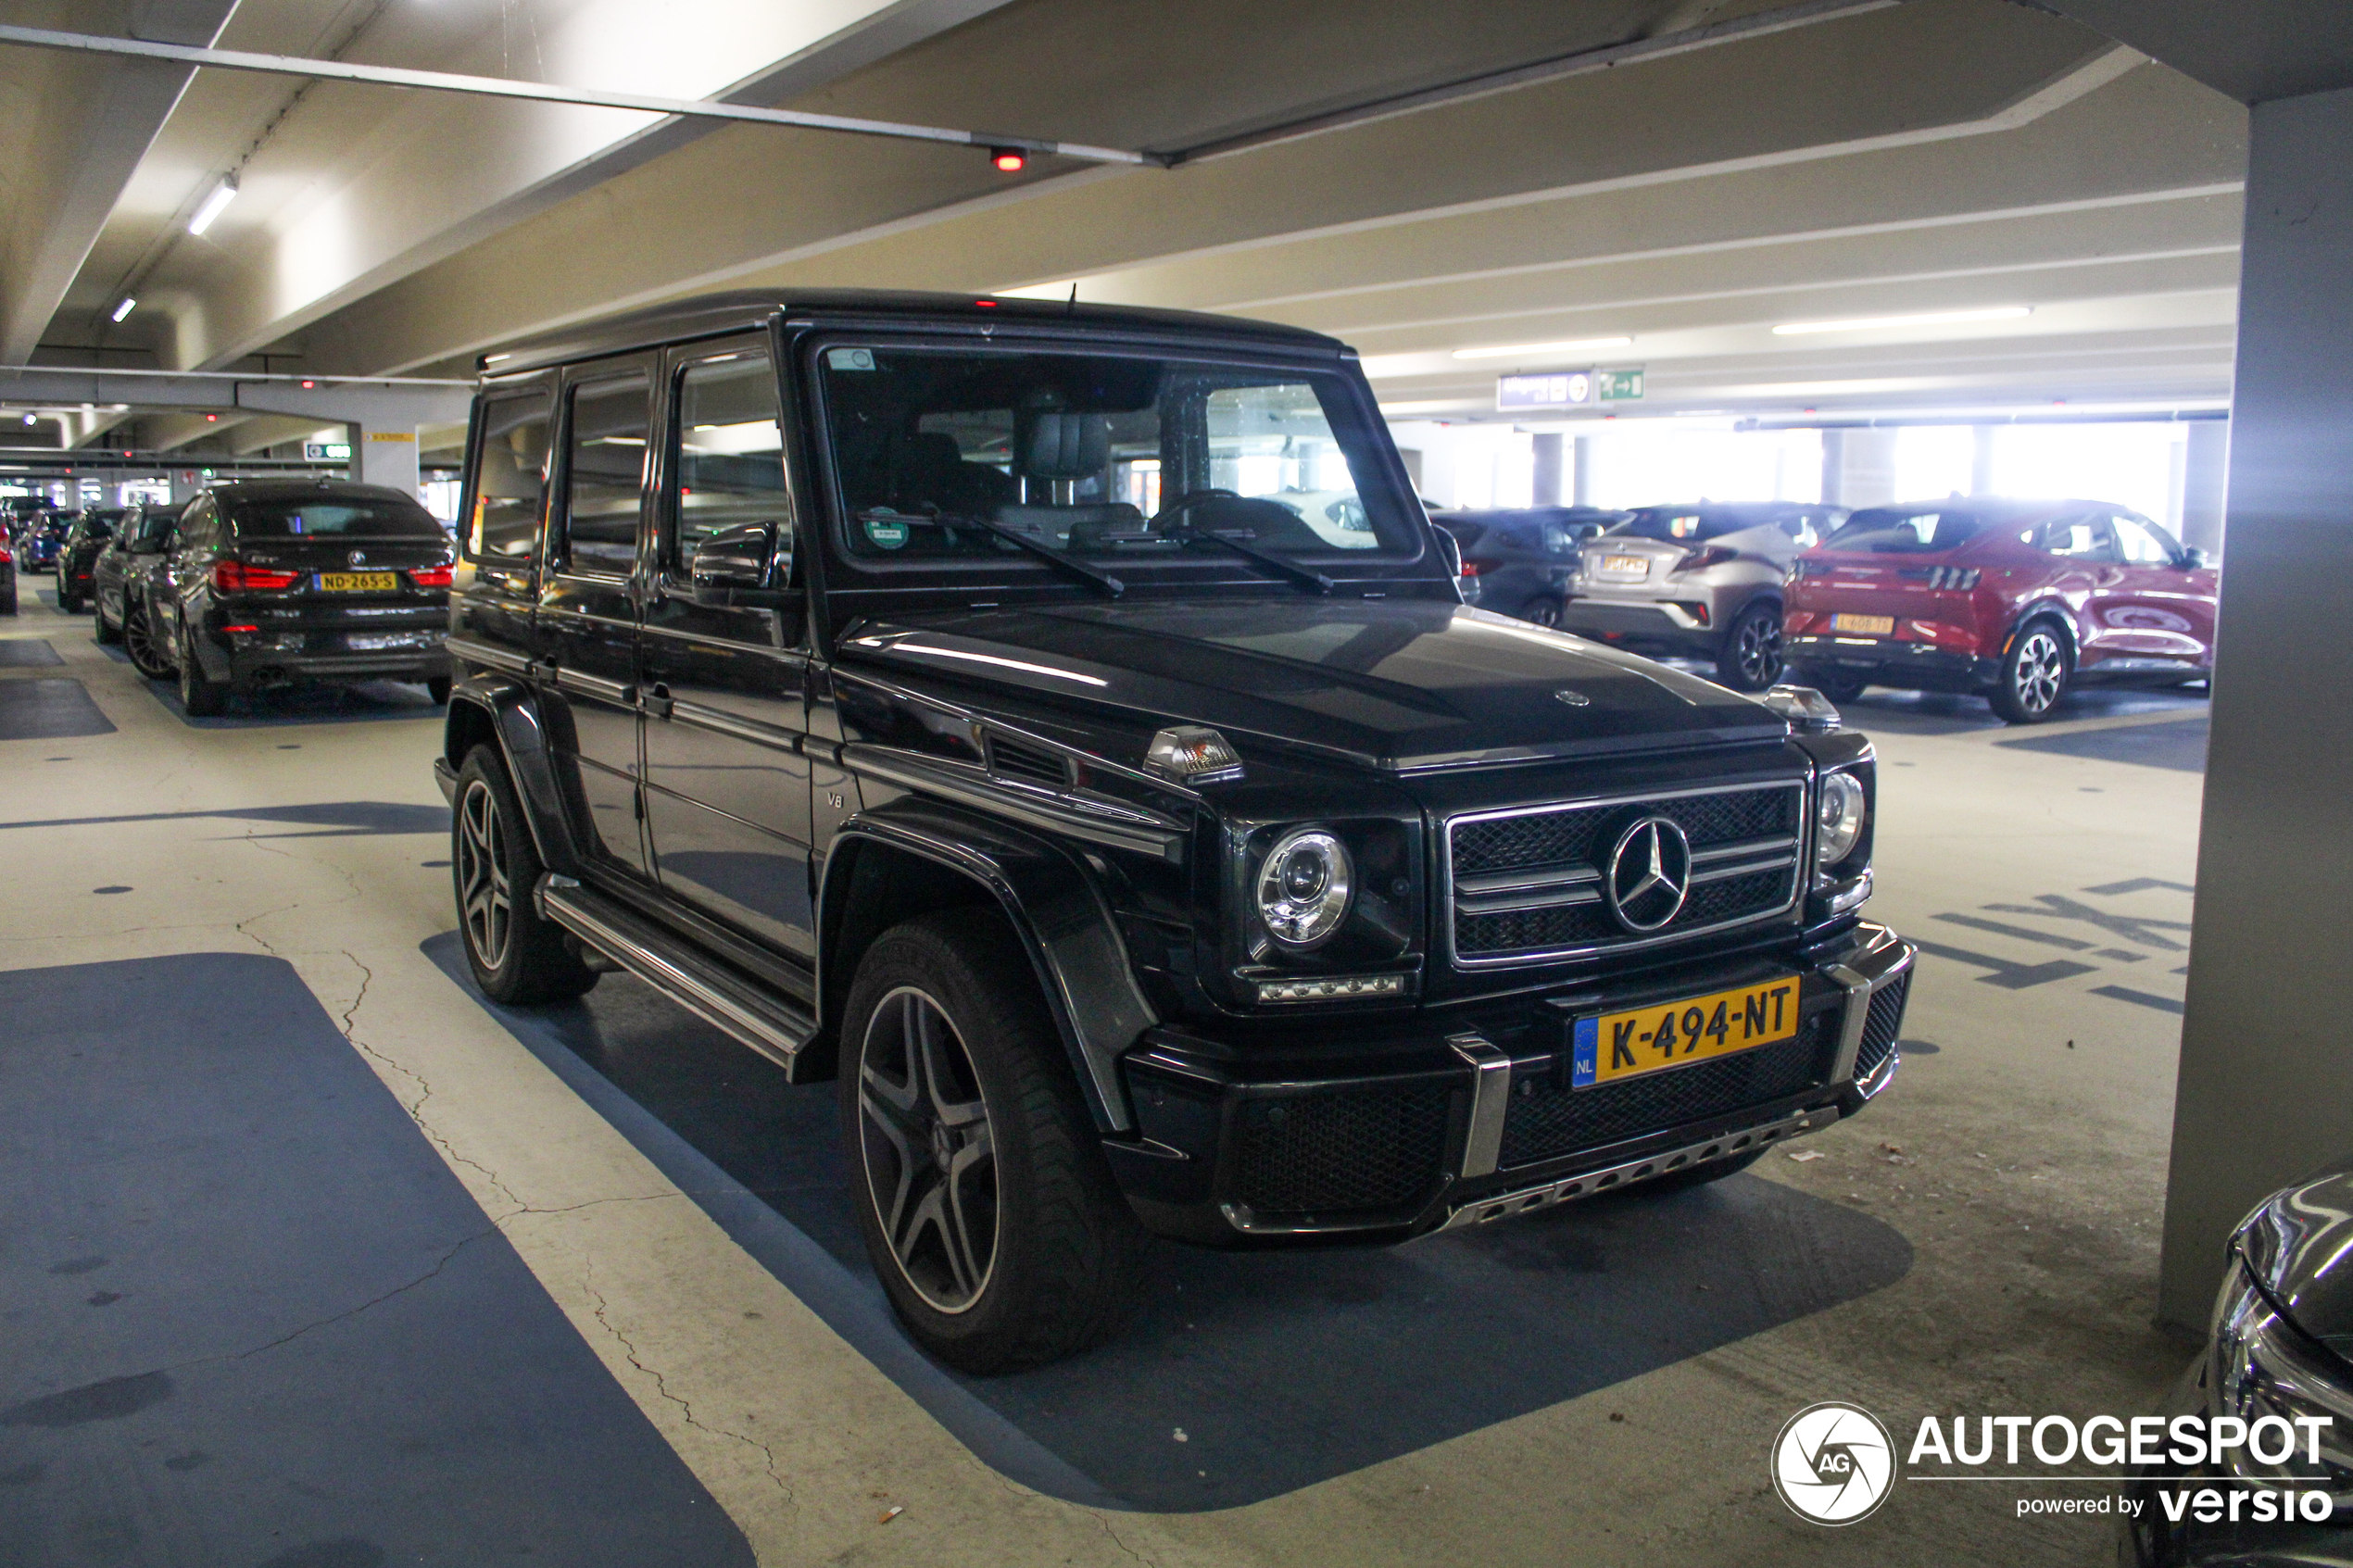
[1598,369,1644,402]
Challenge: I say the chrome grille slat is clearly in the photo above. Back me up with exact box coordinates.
[1445,781,1806,967]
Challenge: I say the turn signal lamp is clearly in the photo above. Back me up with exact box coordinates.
[1145,724,1242,784]
[1761,684,1843,732]
[990,146,1027,172]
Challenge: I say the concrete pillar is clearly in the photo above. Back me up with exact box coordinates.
[1970,425,1998,496]
[2178,420,2229,558]
[2158,85,2353,1330]
[1823,428,1898,509]
[355,424,421,497]
[1572,434,1596,506]
[1531,432,1564,507]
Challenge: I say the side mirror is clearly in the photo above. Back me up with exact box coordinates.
[2179,546,2212,570]
[689,519,787,608]
[1431,523,1462,579]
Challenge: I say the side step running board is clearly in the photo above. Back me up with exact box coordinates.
[535,874,820,1079]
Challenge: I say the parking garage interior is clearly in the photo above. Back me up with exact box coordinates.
[2,4,2348,1565]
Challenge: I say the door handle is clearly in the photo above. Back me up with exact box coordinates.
[643,683,673,721]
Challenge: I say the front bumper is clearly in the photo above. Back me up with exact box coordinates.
[1108,921,1914,1246]
[1787,634,1998,693]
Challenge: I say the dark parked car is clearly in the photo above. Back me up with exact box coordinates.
[2122,1156,2353,1565]
[1562,502,1847,691]
[12,508,69,575]
[437,289,1913,1372]
[140,481,455,714]
[1784,498,2218,722]
[0,527,15,615]
[53,507,127,612]
[93,503,184,671]
[1444,506,1623,627]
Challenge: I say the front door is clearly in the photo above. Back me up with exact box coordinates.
[2097,511,2218,667]
[538,359,655,880]
[638,340,817,959]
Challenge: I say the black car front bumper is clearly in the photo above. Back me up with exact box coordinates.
[1107,921,1914,1246]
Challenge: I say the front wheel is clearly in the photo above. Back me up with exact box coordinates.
[1717,600,1785,691]
[451,747,599,1005]
[1989,621,2071,723]
[841,912,1144,1373]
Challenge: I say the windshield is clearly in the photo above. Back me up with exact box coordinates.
[224,495,444,539]
[1824,508,1992,553]
[816,344,1417,572]
[1607,507,1761,543]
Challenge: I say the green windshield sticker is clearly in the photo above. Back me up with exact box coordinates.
[863,513,910,549]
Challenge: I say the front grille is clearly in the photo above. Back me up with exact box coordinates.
[1227,1082,1452,1217]
[1449,784,1804,964]
[1853,970,1910,1081]
[1499,1009,1837,1169]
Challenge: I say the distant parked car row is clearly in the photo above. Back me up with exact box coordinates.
[55,480,456,714]
[1437,495,2218,722]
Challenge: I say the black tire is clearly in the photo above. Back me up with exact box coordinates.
[1793,667,1866,705]
[94,595,120,643]
[425,675,452,706]
[123,601,172,679]
[56,583,81,613]
[452,746,599,1005]
[178,627,230,717]
[1520,596,1564,630]
[0,586,15,618]
[1716,599,1786,691]
[1988,618,2072,724]
[840,912,1144,1374]
[1640,1146,1767,1195]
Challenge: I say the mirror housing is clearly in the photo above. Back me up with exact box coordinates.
[2179,546,2213,570]
[689,519,789,608]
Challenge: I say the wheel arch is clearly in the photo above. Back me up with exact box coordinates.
[818,804,1158,1135]
[2004,600,2078,660]
[444,674,586,876]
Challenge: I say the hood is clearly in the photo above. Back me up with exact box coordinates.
[838,597,1786,771]
[2237,1157,2353,1358]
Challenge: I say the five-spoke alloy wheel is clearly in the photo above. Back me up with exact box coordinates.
[123,602,172,680]
[456,776,513,976]
[1991,621,2071,723]
[449,746,598,1005]
[856,986,1000,1313]
[1718,600,1786,691]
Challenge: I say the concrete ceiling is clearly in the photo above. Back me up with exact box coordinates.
[0,0,2251,448]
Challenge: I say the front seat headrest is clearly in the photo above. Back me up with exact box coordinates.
[1025,412,1110,480]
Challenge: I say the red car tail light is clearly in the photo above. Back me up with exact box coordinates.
[1672,546,1737,573]
[212,561,303,593]
[409,564,454,588]
[1459,559,1490,578]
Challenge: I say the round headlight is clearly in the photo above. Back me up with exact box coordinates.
[1817,772,1867,869]
[1256,829,1353,947]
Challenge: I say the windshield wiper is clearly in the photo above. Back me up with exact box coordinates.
[897,509,1124,598]
[1171,523,1333,595]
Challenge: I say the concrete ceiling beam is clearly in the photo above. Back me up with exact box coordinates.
[2034,0,2353,104]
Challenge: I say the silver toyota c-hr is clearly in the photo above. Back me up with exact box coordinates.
[1560,501,1847,690]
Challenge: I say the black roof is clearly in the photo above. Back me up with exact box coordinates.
[208,479,429,508]
[479,289,1347,378]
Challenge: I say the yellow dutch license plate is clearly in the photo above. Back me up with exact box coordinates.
[1831,612,1894,635]
[319,571,398,593]
[1603,554,1649,575]
[1569,973,1802,1088]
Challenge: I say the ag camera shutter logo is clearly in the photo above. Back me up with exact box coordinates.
[1772,1401,1896,1524]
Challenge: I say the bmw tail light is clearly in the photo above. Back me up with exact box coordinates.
[409,564,454,588]
[212,561,303,593]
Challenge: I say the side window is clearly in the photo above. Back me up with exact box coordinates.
[469,390,552,565]
[669,350,788,579]
[2115,514,2178,564]
[2034,513,2120,562]
[559,373,650,577]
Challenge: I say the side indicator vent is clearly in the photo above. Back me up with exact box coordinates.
[986,732,1072,789]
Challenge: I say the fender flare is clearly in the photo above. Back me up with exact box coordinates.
[443,673,586,875]
[818,798,1159,1135]
[2002,600,2078,662]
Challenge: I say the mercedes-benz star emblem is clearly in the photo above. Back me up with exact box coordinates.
[347,550,368,567]
[1604,814,1692,933]
[1553,688,1591,707]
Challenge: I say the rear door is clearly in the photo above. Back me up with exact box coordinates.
[538,358,656,881]
[638,337,818,960]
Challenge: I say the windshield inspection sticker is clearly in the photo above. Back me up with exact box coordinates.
[862,511,910,549]
[827,347,876,371]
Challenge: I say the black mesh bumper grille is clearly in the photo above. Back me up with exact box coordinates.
[1228,1083,1453,1218]
[1450,784,1804,963]
[1499,1009,1838,1169]
[1854,970,1911,1081]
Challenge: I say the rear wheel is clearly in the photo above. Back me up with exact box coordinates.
[1798,668,1866,705]
[452,746,598,1005]
[1989,620,2071,724]
[1717,600,1785,690]
[1520,596,1564,630]
[123,601,172,679]
[841,912,1144,1373]
[178,628,229,717]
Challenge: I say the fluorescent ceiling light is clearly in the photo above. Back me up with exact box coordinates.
[1772,307,2032,336]
[187,176,239,237]
[110,297,136,323]
[1452,336,1633,360]
[1377,399,1463,416]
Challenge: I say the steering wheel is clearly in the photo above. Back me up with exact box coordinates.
[1149,488,1239,529]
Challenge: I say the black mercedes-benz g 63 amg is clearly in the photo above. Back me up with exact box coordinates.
[435,290,1914,1373]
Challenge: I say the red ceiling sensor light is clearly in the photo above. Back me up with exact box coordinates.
[989,145,1027,172]
[973,299,998,308]
[205,413,219,421]
[300,379,315,389]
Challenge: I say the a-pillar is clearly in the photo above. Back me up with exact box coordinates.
[1531,432,1564,507]
[2158,85,2353,1328]
[2177,420,2228,558]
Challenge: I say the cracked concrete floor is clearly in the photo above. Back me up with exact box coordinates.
[1,591,2209,1566]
